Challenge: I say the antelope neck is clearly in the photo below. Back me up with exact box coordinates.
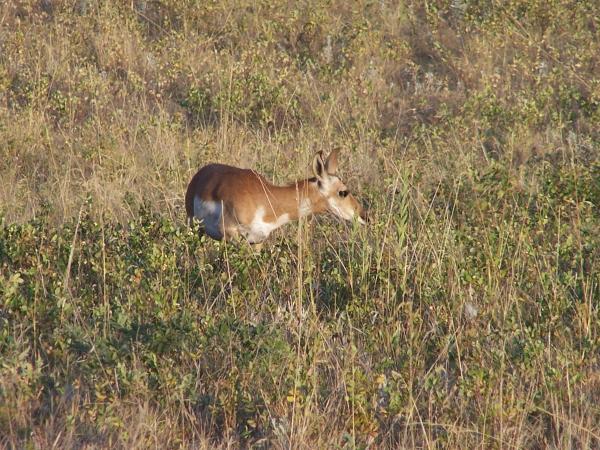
[263,178,326,222]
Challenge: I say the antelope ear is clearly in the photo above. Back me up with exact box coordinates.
[312,151,326,179]
[325,148,340,175]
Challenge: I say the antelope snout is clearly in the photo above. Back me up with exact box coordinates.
[358,207,369,224]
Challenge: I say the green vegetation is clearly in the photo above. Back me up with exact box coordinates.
[1,0,599,448]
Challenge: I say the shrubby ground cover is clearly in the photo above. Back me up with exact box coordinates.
[1,1,599,447]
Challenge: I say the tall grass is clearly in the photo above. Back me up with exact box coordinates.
[1,0,599,448]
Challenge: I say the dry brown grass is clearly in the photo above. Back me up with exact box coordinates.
[1,0,599,448]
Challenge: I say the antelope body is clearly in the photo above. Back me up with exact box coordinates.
[184,150,366,244]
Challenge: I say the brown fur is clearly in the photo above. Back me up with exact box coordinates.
[185,150,366,242]
[185,164,327,225]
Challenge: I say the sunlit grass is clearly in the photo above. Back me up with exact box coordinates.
[1,0,599,448]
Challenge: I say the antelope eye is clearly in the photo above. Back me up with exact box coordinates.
[338,190,349,198]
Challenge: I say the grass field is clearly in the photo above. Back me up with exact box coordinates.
[1,0,599,448]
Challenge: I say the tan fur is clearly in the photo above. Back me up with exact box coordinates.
[185,151,366,243]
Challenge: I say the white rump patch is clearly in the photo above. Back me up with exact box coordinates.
[193,197,223,239]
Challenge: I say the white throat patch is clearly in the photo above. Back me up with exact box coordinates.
[299,198,312,217]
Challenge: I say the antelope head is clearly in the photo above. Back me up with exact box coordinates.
[312,149,367,224]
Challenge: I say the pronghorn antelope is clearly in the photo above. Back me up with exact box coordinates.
[185,149,366,245]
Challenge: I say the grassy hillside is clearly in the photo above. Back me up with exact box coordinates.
[1,0,599,448]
